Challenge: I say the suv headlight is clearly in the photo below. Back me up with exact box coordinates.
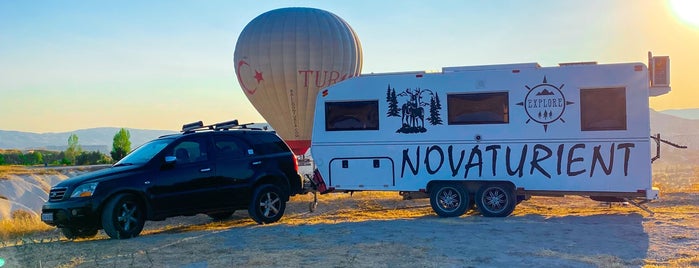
[70,182,99,198]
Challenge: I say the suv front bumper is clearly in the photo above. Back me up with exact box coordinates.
[41,197,101,229]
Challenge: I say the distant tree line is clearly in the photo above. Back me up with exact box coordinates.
[0,128,132,166]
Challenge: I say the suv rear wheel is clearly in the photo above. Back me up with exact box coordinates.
[248,184,286,224]
[101,193,146,239]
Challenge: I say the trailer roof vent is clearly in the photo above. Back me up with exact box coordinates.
[443,63,540,73]
[558,61,597,66]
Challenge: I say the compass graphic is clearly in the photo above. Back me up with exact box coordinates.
[516,76,574,132]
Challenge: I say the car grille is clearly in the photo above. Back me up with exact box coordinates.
[49,187,68,201]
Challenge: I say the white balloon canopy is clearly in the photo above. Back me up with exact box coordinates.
[234,7,363,155]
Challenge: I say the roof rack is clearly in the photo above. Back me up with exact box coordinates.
[213,120,239,130]
[181,120,264,133]
[182,121,208,133]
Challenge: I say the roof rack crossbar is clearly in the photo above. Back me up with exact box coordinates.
[182,121,205,132]
[181,119,266,133]
[214,120,239,130]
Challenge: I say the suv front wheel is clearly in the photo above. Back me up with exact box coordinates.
[101,193,146,239]
[248,184,286,224]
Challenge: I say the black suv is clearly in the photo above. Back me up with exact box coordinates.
[42,120,303,239]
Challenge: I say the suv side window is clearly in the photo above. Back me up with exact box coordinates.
[214,136,249,159]
[171,139,209,164]
[250,132,289,154]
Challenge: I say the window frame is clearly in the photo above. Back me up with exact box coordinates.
[325,100,380,131]
[580,87,627,131]
[446,91,510,125]
[213,135,249,159]
[170,137,209,164]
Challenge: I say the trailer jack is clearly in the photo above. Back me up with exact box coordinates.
[624,198,654,216]
[309,191,318,212]
[303,173,319,212]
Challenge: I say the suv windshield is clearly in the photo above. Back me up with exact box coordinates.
[114,138,174,166]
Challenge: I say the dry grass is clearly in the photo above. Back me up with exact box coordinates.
[0,165,696,267]
[141,218,255,236]
[652,164,699,193]
[138,191,433,236]
[0,165,59,179]
[283,191,433,225]
[0,166,695,241]
[0,210,54,240]
[535,249,643,267]
[0,188,696,267]
[55,257,86,268]
[645,254,699,267]
[513,196,639,217]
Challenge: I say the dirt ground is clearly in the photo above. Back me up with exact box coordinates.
[1,190,698,268]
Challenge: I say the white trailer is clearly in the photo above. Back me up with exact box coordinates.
[310,53,672,217]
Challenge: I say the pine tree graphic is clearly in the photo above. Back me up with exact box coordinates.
[428,94,443,125]
[386,84,400,117]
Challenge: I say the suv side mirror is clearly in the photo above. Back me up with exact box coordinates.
[164,155,177,164]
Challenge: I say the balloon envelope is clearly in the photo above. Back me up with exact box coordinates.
[234,7,363,155]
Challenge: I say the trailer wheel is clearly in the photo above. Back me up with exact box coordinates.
[429,183,469,217]
[475,183,516,217]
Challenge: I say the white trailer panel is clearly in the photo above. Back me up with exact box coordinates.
[311,57,669,217]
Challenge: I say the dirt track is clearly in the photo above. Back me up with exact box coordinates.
[1,191,698,267]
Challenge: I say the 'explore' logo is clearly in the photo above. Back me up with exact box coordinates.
[516,76,574,132]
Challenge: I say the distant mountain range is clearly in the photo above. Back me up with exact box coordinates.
[0,123,273,153]
[657,108,699,120]
[0,128,177,153]
[649,109,699,165]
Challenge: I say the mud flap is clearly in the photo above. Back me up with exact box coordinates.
[312,169,334,194]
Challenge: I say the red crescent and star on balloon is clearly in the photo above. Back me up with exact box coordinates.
[236,60,264,95]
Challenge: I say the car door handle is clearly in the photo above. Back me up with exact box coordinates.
[200,168,211,172]
[252,161,262,166]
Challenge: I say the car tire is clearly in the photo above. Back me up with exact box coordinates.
[248,184,287,224]
[101,193,146,239]
[61,227,98,239]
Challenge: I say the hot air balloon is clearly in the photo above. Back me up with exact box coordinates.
[234,7,363,155]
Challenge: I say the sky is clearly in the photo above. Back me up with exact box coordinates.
[1,0,698,133]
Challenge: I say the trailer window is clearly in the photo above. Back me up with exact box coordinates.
[580,87,627,131]
[325,101,379,131]
[447,92,509,125]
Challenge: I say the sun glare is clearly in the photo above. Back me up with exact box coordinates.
[670,0,699,27]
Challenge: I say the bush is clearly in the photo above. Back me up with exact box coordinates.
[0,210,53,240]
[11,210,33,221]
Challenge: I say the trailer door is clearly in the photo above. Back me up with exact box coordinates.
[329,157,394,189]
